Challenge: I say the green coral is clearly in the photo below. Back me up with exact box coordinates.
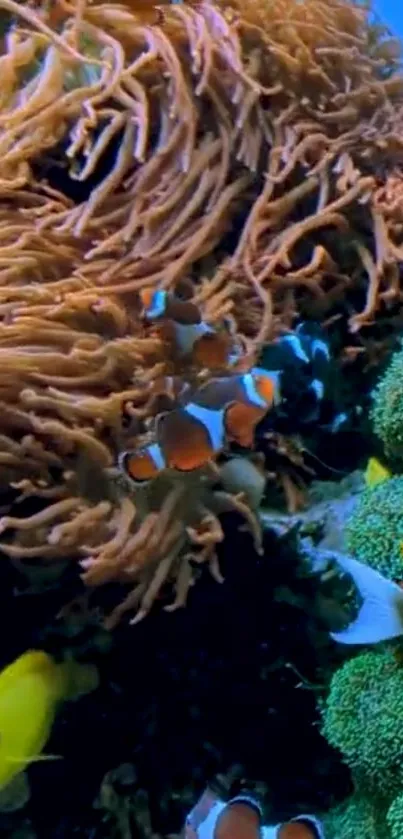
[322,650,403,796]
[372,345,403,464]
[345,477,403,580]
[387,793,403,839]
[322,791,390,839]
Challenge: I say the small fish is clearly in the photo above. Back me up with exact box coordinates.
[156,403,225,471]
[258,323,333,428]
[0,651,99,810]
[119,369,279,483]
[118,442,166,484]
[195,369,281,447]
[329,552,403,645]
[120,405,225,482]
[276,815,325,838]
[140,289,202,325]
[140,289,232,369]
[213,798,262,839]
[187,795,324,839]
[364,456,391,488]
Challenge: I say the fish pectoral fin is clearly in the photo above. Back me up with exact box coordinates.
[0,771,30,813]
[7,754,63,764]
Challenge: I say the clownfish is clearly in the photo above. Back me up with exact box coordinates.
[275,816,325,838]
[189,795,325,839]
[258,322,332,428]
[119,403,225,481]
[195,368,281,447]
[139,289,232,370]
[118,442,166,484]
[119,369,280,484]
[213,798,262,839]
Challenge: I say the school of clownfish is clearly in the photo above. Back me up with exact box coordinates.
[119,290,334,486]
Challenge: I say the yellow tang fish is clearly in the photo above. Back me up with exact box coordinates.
[0,650,98,810]
[364,456,391,488]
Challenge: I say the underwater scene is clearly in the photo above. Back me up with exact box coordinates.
[2,0,403,836]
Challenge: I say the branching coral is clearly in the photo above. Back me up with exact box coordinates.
[0,0,403,623]
[0,0,403,335]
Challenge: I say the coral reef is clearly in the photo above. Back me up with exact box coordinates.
[321,646,403,839]
[322,649,403,796]
[344,475,403,580]
[372,342,403,464]
[0,0,400,626]
[322,790,390,839]
[1,0,403,833]
[0,519,353,838]
[387,792,403,839]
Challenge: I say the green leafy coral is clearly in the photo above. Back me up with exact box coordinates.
[372,345,403,464]
[345,477,403,580]
[387,793,403,839]
[322,791,390,839]
[322,650,403,796]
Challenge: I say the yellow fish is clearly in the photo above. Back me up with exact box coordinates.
[364,456,391,488]
[0,650,98,809]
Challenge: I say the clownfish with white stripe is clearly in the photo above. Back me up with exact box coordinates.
[258,322,331,428]
[139,289,233,370]
[194,368,281,448]
[119,368,281,484]
[186,793,326,839]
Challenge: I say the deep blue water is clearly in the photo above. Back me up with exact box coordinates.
[375,1,403,40]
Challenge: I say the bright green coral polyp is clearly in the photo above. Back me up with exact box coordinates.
[323,792,390,839]
[322,651,403,796]
[372,345,403,464]
[387,793,403,839]
[345,477,403,580]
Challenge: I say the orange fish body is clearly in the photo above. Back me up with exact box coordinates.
[213,801,261,839]
[118,443,166,484]
[119,403,225,483]
[278,817,324,839]
[140,289,232,370]
[119,367,281,483]
[156,403,225,471]
[194,368,280,447]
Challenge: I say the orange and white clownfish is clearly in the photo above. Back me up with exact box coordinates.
[118,368,280,484]
[275,815,325,838]
[212,797,262,839]
[188,795,325,839]
[194,367,281,448]
[118,442,166,485]
[139,289,232,370]
[119,403,226,484]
